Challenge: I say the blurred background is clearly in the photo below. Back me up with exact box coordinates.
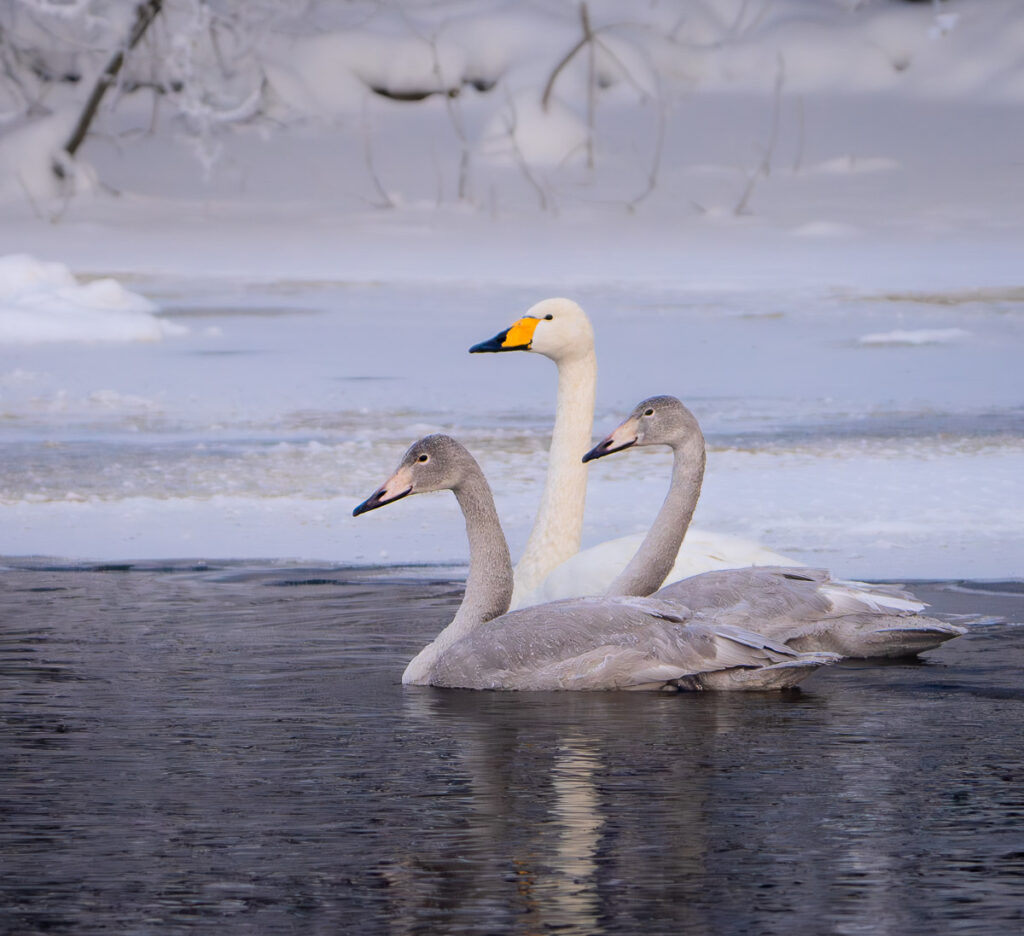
[0,0,1021,578]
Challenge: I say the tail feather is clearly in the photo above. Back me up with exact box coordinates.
[682,654,839,691]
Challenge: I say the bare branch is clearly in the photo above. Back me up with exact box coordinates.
[593,36,650,102]
[55,0,164,177]
[541,3,595,111]
[395,8,474,203]
[584,6,595,168]
[627,85,667,212]
[500,94,551,213]
[792,94,805,174]
[734,52,785,215]
[360,102,395,210]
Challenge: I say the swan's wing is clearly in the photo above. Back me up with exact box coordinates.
[821,578,927,614]
[429,598,830,691]
[657,567,836,618]
[657,566,928,621]
[779,612,966,658]
[658,569,959,658]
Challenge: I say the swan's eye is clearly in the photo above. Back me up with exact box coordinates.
[644,408,655,417]
[417,454,429,463]
[544,314,553,320]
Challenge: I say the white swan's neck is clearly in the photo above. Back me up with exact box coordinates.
[511,349,597,607]
[606,433,706,598]
[403,468,514,684]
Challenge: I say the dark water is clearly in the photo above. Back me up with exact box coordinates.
[2,563,1023,936]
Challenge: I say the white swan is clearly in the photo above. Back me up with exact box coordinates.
[470,297,799,609]
[353,433,838,690]
[583,395,967,658]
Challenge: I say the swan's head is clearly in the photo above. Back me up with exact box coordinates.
[469,297,594,362]
[353,434,475,515]
[583,396,700,462]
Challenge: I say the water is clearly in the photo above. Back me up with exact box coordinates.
[2,563,1023,935]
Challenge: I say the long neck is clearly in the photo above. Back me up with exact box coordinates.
[606,434,705,598]
[512,349,597,605]
[453,475,514,630]
[403,466,514,684]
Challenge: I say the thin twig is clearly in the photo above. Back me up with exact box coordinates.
[585,6,595,169]
[763,52,784,178]
[627,86,667,212]
[734,52,785,215]
[593,36,650,101]
[361,102,394,209]
[792,94,805,174]
[541,2,595,111]
[501,95,550,212]
[397,7,474,204]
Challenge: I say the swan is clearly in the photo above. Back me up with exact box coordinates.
[353,433,839,690]
[470,297,799,609]
[583,395,967,658]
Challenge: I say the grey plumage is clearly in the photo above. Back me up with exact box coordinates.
[586,397,967,658]
[428,596,837,691]
[354,433,837,690]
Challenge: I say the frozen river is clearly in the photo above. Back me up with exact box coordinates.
[1,277,1021,579]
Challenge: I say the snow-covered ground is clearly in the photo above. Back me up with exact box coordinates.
[0,1,1021,579]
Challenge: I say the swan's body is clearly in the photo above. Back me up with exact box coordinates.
[470,298,798,609]
[353,434,838,691]
[584,396,966,659]
[425,596,834,692]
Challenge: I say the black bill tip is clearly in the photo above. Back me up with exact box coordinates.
[352,486,412,517]
[582,437,636,463]
[470,328,521,353]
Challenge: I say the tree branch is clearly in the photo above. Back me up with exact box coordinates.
[541,3,595,112]
[54,0,163,178]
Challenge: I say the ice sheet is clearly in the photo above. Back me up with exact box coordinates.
[1,277,1020,579]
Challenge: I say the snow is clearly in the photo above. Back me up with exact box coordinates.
[0,254,184,344]
[0,0,1021,579]
[0,111,88,203]
[481,92,590,168]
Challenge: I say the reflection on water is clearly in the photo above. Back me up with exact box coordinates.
[1,563,1022,935]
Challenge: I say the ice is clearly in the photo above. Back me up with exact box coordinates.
[0,276,1020,579]
[0,254,185,344]
[858,328,971,347]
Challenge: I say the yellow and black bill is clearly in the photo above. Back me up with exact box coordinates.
[469,316,541,353]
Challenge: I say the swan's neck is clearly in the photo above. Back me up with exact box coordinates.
[606,434,705,598]
[403,469,513,684]
[512,350,597,606]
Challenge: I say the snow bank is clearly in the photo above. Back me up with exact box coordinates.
[258,0,1024,176]
[0,111,90,204]
[0,254,183,344]
[481,92,590,168]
